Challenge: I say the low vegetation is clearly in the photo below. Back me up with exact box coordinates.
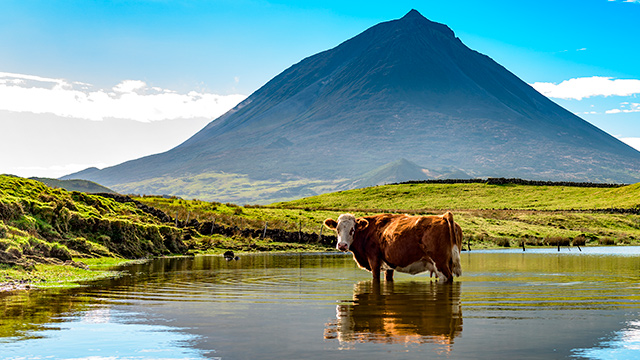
[135,180,640,250]
[2,175,640,291]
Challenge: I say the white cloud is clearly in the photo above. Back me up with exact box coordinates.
[530,76,640,100]
[0,72,246,122]
[618,137,640,151]
[113,79,147,93]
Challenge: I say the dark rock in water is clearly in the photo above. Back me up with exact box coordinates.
[223,250,236,261]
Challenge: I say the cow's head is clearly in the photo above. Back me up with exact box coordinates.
[323,214,369,252]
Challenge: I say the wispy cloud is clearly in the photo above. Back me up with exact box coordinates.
[530,76,640,100]
[605,103,640,114]
[0,72,246,122]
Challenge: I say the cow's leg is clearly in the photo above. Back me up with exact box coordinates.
[385,269,394,281]
[439,262,454,283]
[369,258,381,281]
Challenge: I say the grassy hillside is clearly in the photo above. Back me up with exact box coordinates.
[0,175,186,269]
[30,177,115,194]
[134,180,640,250]
[262,181,640,248]
[275,182,640,211]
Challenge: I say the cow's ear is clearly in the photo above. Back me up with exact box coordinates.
[323,219,337,230]
[356,218,369,230]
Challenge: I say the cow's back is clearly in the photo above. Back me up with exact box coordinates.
[372,214,451,268]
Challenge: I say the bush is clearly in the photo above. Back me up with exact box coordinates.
[545,237,571,246]
[572,235,587,246]
[599,237,616,245]
[495,238,511,247]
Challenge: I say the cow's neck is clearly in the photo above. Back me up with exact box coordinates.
[350,229,372,271]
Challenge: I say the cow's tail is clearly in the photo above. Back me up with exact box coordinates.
[443,211,462,277]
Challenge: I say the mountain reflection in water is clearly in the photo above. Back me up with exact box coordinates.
[325,281,462,348]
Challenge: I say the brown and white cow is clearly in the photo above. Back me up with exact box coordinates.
[324,212,462,282]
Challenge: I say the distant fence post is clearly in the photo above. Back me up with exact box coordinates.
[262,222,268,239]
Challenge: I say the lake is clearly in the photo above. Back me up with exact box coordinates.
[1,247,639,359]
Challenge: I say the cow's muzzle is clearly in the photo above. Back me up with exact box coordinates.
[337,242,349,252]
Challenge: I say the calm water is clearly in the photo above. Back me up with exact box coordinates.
[1,247,639,359]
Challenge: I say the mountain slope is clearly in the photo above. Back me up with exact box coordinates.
[30,177,115,194]
[63,10,640,203]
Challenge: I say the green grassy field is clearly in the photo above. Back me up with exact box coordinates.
[136,181,640,249]
[274,182,640,211]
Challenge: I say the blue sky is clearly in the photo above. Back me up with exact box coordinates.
[1,0,640,178]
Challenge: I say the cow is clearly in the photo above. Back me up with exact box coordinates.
[323,212,462,282]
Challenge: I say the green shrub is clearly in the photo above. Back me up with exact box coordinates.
[572,235,587,246]
[599,237,616,245]
[495,238,511,247]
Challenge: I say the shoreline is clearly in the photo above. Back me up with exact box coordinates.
[3,244,637,293]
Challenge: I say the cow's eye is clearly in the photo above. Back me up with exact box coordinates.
[349,228,355,235]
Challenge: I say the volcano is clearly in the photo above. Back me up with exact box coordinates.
[64,9,640,203]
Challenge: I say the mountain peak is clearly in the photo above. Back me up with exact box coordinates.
[401,9,424,20]
[396,9,455,38]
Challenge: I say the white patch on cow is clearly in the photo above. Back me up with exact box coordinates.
[389,258,438,276]
[395,261,430,275]
[451,244,462,277]
[335,214,357,252]
[426,260,438,277]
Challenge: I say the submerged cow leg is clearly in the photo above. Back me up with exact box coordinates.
[440,263,454,283]
[369,257,382,281]
[385,269,394,281]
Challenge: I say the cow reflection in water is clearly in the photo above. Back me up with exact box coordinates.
[325,281,462,348]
